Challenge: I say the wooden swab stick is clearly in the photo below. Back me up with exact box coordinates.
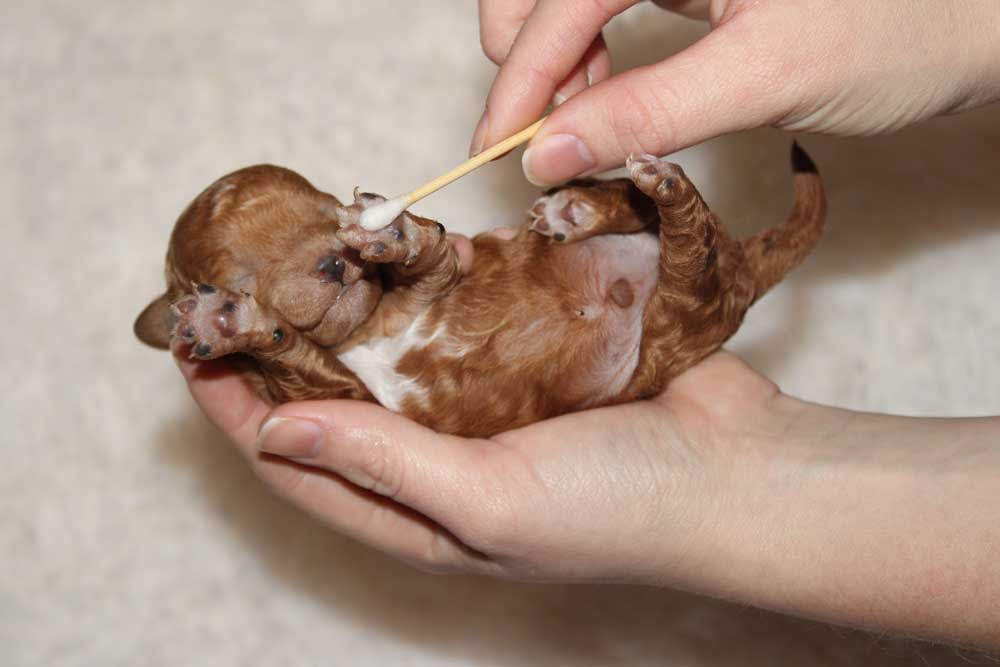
[359,118,545,230]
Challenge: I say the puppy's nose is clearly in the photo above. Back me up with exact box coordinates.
[317,255,346,283]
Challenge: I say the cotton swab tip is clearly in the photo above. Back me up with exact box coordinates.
[359,196,409,231]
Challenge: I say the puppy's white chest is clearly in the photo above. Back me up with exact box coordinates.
[337,315,432,412]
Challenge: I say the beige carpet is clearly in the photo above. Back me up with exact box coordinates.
[3,2,998,665]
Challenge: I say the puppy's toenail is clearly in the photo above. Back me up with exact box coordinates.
[272,328,285,343]
[197,283,217,294]
[390,227,404,241]
[554,233,566,242]
[181,327,195,339]
[436,222,445,234]
[222,301,237,313]
[195,343,212,357]
[663,177,677,188]
[372,242,386,255]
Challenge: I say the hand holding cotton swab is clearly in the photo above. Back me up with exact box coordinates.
[358,118,545,230]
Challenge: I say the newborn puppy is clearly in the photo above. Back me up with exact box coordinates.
[135,145,825,437]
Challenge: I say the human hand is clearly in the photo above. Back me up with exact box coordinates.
[178,342,1000,650]
[178,349,782,582]
[472,0,1000,185]
[169,227,1000,651]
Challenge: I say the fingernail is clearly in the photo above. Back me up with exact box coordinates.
[257,417,323,458]
[551,91,568,107]
[469,111,490,157]
[521,134,596,186]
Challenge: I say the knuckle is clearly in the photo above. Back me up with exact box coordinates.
[403,555,459,576]
[357,437,405,499]
[583,0,627,21]
[412,534,468,575]
[479,30,507,65]
[519,59,561,89]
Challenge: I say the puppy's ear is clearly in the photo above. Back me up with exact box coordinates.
[134,293,175,350]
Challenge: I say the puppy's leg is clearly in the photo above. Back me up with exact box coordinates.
[527,179,658,243]
[335,190,462,308]
[172,283,369,401]
[620,155,755,400]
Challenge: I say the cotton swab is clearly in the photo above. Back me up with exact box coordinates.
[358,118,545,230]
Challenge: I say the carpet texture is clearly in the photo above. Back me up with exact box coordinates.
[3,2,998,665]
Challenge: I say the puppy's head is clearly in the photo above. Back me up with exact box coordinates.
[134,165,385,351]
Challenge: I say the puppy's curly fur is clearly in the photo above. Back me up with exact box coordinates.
[136,145,825,437]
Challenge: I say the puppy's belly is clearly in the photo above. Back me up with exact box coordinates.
[338,232,660,432]
[335,312,435,412]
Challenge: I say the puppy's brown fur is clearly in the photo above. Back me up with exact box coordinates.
[136,146,825,437]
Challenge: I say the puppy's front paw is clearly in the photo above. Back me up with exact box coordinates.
[172,283,289,360]
[337,214,443,265]
[626,154,685,202]
[527,190,599,243]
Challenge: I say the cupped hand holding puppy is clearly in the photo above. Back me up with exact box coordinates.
[181,347,1000,651]
[471,0,1000,185]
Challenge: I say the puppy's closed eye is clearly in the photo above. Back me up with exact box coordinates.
[317,255,346,283]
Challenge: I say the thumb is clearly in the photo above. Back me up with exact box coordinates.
[256,400,502,528]
[521,16,789,185]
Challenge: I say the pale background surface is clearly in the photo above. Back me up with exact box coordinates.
[3,2,998,665]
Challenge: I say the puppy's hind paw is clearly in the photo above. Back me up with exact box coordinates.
[626,153,686,202]
[172,284,288,360]
[527,190,599,243]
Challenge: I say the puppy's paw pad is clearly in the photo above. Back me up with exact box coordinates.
[626,153,683,200]
[337,213,434,265]
[171,285,277,359]
[325,188,389,227]
[528,191,597,243]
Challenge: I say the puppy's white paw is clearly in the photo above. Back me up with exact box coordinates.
[172,283,287,359]
[527,190,598,243]
[626,153,684,201]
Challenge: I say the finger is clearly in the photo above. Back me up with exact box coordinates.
[485,225,518,240]
[447,233,475,274]
[250,453,501,574]
[177,353,501,573]
[478,0,538,65]
[256,400,510,532]
[552,35,612,106]
[651,0,711,22]
[471,0,641,155]
[175,353,272,453]
[521,14,789,184]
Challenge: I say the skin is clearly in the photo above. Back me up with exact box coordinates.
[175,0,1000,653]
[471,0,1000,184]
[181,348,1000,652]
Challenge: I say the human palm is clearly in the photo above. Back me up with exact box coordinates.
[178,349,779,583]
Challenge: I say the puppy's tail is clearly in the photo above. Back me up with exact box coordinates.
[741,142,826,301]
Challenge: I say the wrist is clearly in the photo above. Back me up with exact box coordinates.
[661,393,1000,650]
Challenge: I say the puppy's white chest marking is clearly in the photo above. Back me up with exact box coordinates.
[337,315,432,412]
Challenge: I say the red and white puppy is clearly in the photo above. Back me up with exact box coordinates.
[135,145,825,437]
